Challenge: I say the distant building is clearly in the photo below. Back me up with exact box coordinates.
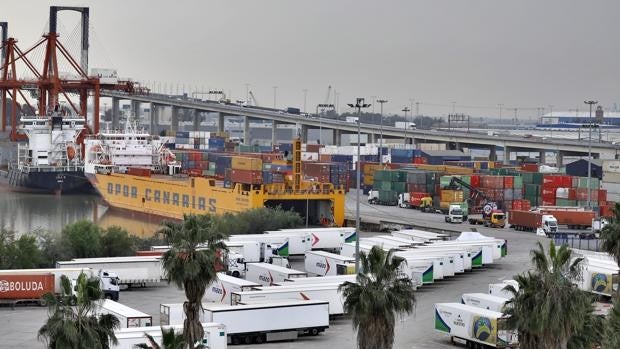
[565,159,603,180]
[538,109,620,128]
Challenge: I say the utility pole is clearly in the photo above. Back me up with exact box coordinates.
[347,98,371,275]
[584,100,598,209]
[245,83,250,104]
[377,99,388,163]
[513,108,518,125]
[498,104,503,121]
[303,89,308,113]
[402,106,411,145]
[272,86,278,108]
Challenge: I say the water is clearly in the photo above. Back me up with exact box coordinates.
[0,190,163,237]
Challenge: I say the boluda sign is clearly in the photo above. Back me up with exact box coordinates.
[0,275,54,299]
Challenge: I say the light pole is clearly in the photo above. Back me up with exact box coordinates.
[402,106,410,145]
[347,98,371,274]
[584,100,598,209]
[377,99,388,163]
[272,86,278,108]
[498,104,503,121]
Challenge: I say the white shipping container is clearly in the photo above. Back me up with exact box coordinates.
[601,181,620,194]
[304,250,355,276]
[263,231,313,255]
[280,274,357,285]
[603,172,620,184]
[96,300,152,328]
[301,152,319,161]
[461,293,508,312]
[488,280,519,299]
[114,323,226,349]
[231,285,345,315]
[204,273,261,304]
[277,228,351,250]
[603,160,620,174]
[244,263,307,286]
[56,256,163,286]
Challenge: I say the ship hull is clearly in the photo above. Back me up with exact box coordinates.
[0,168,92,194]
[86,172,345,226]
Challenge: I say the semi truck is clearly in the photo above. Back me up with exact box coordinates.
[535,207,596,230]
[461,293,509,312]
[445,204,465,224]
[398,192,433,212]
[468,209,506,228]
[56,256,163,287]
[113,323,226,349]
[508,210,558,234]
[95,299,152,328]
[304,250,355,276]
[202,300,329,345]
[0,268,120,306]
[434,303,519,348]
[489,280,519,299]
[244,263,307,286]
[231,284,345,315]
[204,272,261,304]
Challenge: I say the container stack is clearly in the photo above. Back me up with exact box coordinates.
[303,162,349,189]
[373,170,408,205]
[171,150,210,176]
[175,131,227,151]
[230,156,263,185]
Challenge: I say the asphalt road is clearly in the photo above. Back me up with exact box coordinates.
[0,193,547,348]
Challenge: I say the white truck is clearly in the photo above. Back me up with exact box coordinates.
[95,299,152,328]
[56,256,163,287]
[244,263,307,286]
[489,280,519,299]
[304,250,355,276]
[113,323,227,349]
[231,284,345,315]
[277,227,357,250]
[202,300,329,345]
[204,273,261,304]
[461,293,509,312]
[576,257,619,297]
[445,204,464,224]
[434,303,519,348]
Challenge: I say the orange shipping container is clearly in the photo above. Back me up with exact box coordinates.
[231,156,263,171]
[0,273,55,300]
[503,176,514,189]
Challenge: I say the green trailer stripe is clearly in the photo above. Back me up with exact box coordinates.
[501,241,508,257]
[435,309,451,333]
[423,265,434,283]
[345,232,357,243]
[276,242,289,256]
[472,251,483,267]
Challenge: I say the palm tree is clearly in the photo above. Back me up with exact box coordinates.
[38,272,120,348]
[503,241,598,349]
[600,202,620,272]
[135,327,186,349]
[159,214,228,348]
[339,246,416,349]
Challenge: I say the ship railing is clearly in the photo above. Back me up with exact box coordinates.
[19,164,84,173]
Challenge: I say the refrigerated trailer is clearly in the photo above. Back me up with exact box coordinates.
[262,231,313,255]
[203,300,329,345]
[96,299,152,328]
[227,235,290,257]
[461,293,509,312]
[434,303,518,348]
[576,257,619,297]
[304,250,355,276]
[244,263,307,286]
[231,284,345,315]
[276,227,356,251]
[391,229,450,242]
[56,256,163,287]
[113,323,226,349]
[204,273,261,304]
[279,274,357,285]
[489,280,519,299]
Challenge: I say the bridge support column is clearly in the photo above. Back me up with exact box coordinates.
[111,97,120,130]
[300,124,308,143]
[271,121,278,149]
[192,109,200,131]
[503,145,512,165]
[489,146,497,162]
[218,113,225,133]
[171,106,180,133]
[332,129,341,146]
[131,100,140,120]
[539,150,546,164]
[556,151,564,168]
[244,116,251,144]
[149,103,157,135]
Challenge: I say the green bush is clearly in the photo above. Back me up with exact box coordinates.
[101,226,136,257]
[212,207,303,235]
[0,230,44,269]
[60,220,102,259]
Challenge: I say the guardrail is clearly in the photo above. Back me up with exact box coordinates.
[552,235,601,252]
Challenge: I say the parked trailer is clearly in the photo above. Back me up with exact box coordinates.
[508,210,558,233]
[160,303,205,326]
[202,300,329,345]
[263,231,313,255]
[304,250,355,276]
[489,280,519,299]
[205,273,261,304]
[279,274,357,285]
[535,207,596,230]
[412,246,472,271]
[56,256,163,287]
[277,227,357,248]
[392,252,446,281]
[113,323,226,349]
[0,268,120,305]
[432,239,505,262]
[393,256,435,285]
[373,235,426,247]
[244,263,307,286]
[362,236,422,249]
[576,257,619,297]
[461,293,509,312]
[434,303,518,348]
[231,285,345,315]
[391,229,451,242]
[227,235,289,257]
[394,250,459,275]
[96,299,152,328]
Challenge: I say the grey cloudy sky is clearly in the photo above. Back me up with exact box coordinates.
[4,0,620,118]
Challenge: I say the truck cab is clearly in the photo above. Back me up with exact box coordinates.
[445,204,464,224]
[541,215,558,234]
[398,193,410,208]
[592,218,609,237]
[368,190,379,204]
[98,271,121,301]
[226,252,246,278]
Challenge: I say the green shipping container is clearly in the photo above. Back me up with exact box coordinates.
[392,182,407,193]
[391,171,408,182]
[556,199,578,206]
[440,176,453,188]
[378,190,398,203]
[513,176,523,189]
[522,172,543,185]
[374,170,392,181]
[577,177,600,189]
[524,184,540,197]
[375,181,393,191]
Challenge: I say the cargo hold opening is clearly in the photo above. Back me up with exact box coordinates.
[265,199,332,226]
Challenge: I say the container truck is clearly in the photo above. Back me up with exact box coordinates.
[535,207,596,229]
[468,209,506,228]
[202,300,329,345]
[489,280,519,299]
[96,299,152,328]
[204,272,261,304]
[113,323,226,349]
[445,204,464,224]
[508,210,558,234]
[244,263,307,286]
[461,293,509,312]
[231,284,345,315]
[56,256,163,287]
[398,192,433,212]
[434,303,519,348]
[0,268,120,306]
[304,250,355,276]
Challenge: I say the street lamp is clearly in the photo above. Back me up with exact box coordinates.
[584,100,598,209]
[347,98,371,274]
[402,106,411,145]
[377,99,388,163]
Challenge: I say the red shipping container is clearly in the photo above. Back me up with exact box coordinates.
[542,175,563,188]
[542,199,556,206]
[503,176,514,189]
[231,169,262,184]
[561,175,575,188]
[470,175,480,188]
[600,205,613,218]
[0,273,55,300]
[410,192,430,199]
[319,154,332,162]
[188,168,202,177]
[413,157,427,164]
[127,167,151,177]
[521,163,539,172]
[567,188,577,200]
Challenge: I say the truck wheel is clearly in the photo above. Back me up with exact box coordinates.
[310,328,320,336]
[232,271,240,278]
[232,336,240,345]
[38,298,48,307]
[105,294,113,300]
[255,335,264,344]
[244,336,252,344]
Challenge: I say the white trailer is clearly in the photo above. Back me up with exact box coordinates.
[227,235,289,257]
[391,229,450,242]
[231,285,345,315]
[434,303,518,348]
[225,241,262,262]
[304,250,355,276]
[394,250,456,277]
[279,274,357,285]
[96,299,152,328]
[277,227,354,250]
[205,273,261,304]
[576,258,619,297]
[263,231,313,255]
[438,239,506,260]
[113,323,227,349]
[202,300,329,345]
[244,263,307,286]
[461,293,509,312]
[56,256,163,287]
[489,280,519,299]
[410,246,471,271]
[395,257,434,286]
[360,237,409,250]
[374,235,426,247]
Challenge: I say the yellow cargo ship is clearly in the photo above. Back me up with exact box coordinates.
[86,139,346,226]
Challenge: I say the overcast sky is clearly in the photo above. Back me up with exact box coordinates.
[3,0,620,119]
